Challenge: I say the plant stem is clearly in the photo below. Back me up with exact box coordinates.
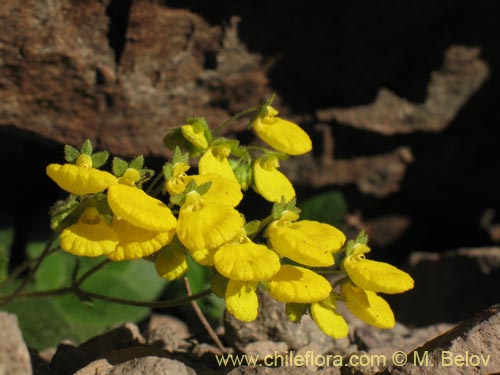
[213,106,260,134]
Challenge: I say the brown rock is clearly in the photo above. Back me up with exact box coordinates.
[0,312,32,375]
[145,314,191,352]
[107,356,196,375]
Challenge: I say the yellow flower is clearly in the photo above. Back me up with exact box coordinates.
[214,235,280,281]
[181,122,208,149]
[107,218,175,261]
[176,191,243,265]
[60,207,118,257]
[343,244,414,294]
[310,294,349,339]
[267,265,332,303]
[107,183,177,232]
[155,238,189,280]
[267,215,346,267]
[46,155,117,195]
[252,106,312,155]
[199,145,238,183]
[165,162,191,196]
[225,280,259,322]
[341,281,395,329]
[183,173,242,207]
[253,156,295,203]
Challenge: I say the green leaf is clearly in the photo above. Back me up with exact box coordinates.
[91,151,109,169]
[4,244,166,350]
[195,181,212,196]
[129,155,144,170]
[80,139,93,155]
[64,145,80,163]
[112,157,128,177]
[0,215,15,283]
[299,190,347,227]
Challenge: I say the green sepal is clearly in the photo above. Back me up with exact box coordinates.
[64,145,80,163]
[229,157,253,191]
[195,181,212,196]
[185,116,212,146]
[129,155,144,170]
[344,231,369,257]
[162,163,174,181]
[112,157,128,177]
[49,196,85,231]
[244,220,260,236]
[170,192,185,206]
[90,151,109,169]
[164,128,196,153]
[80,139,93,155]
[285,303,307,323]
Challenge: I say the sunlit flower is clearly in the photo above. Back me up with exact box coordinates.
[253,156,295,203]
[176,191,243,265]
[341,281,395,329]
[165,162,191,196]
[46,154,117,195]
[199,145,238,183]
[181,122,208,149]
[225,279,259,322]
[267,265,332,303]
[60,207,118,257]
[107,218,175,261]
[342,244,414,294]
[267,212,346,267]
[310,294,349,339]
[252,106,312,155]
[183,173,242,207]
[155,238,189,280]
[214,235,280,281]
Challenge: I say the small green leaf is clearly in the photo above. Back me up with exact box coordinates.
[244,220,260,236]
[112,157,128,177]
[170,193,185,206]
[184,180,197,194]
[195,181,212,196]
[162,163,173,180]
[91,151,109,169]
[229,157,252,191]
[164,129,195,153]
[129,155,144,170]
[80,139,93,155]
[299,190,347,227]
[64,145,80,163]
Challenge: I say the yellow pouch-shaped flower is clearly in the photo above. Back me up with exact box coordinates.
[252,106,312,155]
[107,183,177,232]
[267,265,332,303]
[214,237,280,281]
[181,122,208,149]
[253,157,295,203]
[165,162,191,196]
[341,281,395,329]
[47,163,117,195]
[225,280,259,322]
[155,240,189,280]
[177,193,243,253]
[343,244,414,294]
[199,146,238,183]
[310,295,349,339]
[267,220,346,267]
[183,173,242,207]
[107,218,175,261]
[60,207,118,257]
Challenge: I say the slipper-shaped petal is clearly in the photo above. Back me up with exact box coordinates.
[47,163,117,195]
[225,280,259,322]
[181,123,208,149]
[107,184,177,232]
[268,265,332,303]
[214,238,280,281]
[183,173,242,207]
[341,282,395,329]
[107,218,175,261]
[310,295,349,339]
[199,146,238,183]
[253,158,295,203]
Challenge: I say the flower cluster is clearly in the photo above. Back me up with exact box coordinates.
[46,100,414,339]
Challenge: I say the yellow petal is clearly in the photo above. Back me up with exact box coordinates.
[155,240,189,280]
[107,184,177,232]
[225,280,259,322]
[214,237,280,281]
[60,217,118,257]
[252,107,312,155]
[267,220,345,267]
[253,158,295,203]
[183,173,242,207]
[199,147,238,183]
[189,247,218,266]
[343,255,414,294]
[177,202,243,252]
[341,282,395,329]
[267,265,332,303]
[181,123,208,149]
[107,218,175,261]
[47,164,117,195]
[310,295,349,339]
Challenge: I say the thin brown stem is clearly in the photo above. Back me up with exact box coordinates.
[184,277,228,353]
